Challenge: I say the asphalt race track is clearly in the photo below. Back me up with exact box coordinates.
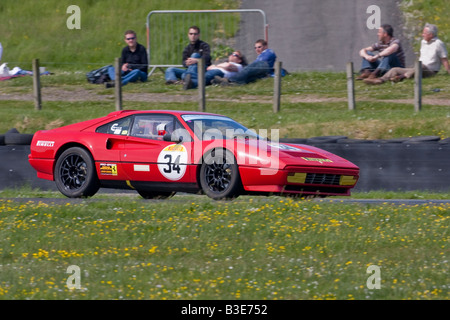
[238,0,415,72]
[2,135,450,196]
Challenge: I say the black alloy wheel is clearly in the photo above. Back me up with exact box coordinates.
[200,149,241,200]
[54,147,100,198]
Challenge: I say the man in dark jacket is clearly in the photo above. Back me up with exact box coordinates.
[106,30,148,88]
[165,26,211,84]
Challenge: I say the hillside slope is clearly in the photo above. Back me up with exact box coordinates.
[0,0,236,68]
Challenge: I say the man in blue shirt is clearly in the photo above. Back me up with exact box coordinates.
[214,39,277,85]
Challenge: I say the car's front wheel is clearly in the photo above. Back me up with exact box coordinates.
[54,147,100,198]
[199,149,241,200]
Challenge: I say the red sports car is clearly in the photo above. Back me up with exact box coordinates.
[28,110,359,199]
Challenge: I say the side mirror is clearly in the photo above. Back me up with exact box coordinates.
[163,133,183,143]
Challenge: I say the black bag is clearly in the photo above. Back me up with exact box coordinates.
[86,65,112,84]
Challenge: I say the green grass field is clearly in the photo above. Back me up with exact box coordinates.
[0,0,240,68]
[0,195,448,300]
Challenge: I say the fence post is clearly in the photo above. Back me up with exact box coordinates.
[32,59,42,110]
[198,58,206,112]
[346,62,356,111]
[414,60,422,112]
[114,58,122,111]
[273,61,282,113]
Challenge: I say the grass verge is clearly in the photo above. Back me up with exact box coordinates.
[0,195,448,300]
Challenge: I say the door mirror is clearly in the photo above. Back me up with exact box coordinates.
[163,133,183,143]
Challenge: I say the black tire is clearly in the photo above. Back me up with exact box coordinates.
[0,134,5,146]
[279,138,308,144]
[199,149,241,200]
[6,128,19,134]
[438,138,450,144]
[137,190,176,199]
[306,136,348,144]
[4,133,34,145]
[377,137,410,143]
[337,138,374,144]
[403,136,441,143]
[54,147,100,198]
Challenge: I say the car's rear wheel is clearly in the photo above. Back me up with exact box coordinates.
[200,149,241,200]
[137,190,176,199]
[54,147,100,198]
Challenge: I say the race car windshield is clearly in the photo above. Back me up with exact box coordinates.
[181,115,262,141]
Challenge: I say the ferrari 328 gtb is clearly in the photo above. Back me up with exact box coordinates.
[29,110,359,200]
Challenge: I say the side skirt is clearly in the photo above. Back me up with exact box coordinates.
[100,180,200,194]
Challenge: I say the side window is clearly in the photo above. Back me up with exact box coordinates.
[130,115,182,140]
[96,116,131,135]
[172,119,192,142]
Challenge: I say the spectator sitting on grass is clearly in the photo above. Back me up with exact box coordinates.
[356,24,405,80]
[165,26,211,85]
[105,30,148,88]
[212,39,277,86]
[183,50,247,90]
[364,23,449,85]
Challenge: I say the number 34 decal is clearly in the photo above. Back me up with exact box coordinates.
[157,145,188,181]
[163,154,181,174]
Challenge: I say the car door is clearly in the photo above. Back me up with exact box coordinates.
[94,115,132,181]
[120,114,194,183]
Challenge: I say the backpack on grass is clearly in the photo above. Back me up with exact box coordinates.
[86,65,112,84]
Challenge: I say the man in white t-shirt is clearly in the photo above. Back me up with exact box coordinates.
[183,50,247,89]
[364,23,449,85]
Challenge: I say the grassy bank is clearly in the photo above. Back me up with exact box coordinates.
[400,0,450,50]
[0,0,239,68]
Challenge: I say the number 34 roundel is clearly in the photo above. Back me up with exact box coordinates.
[157,144,188,181]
